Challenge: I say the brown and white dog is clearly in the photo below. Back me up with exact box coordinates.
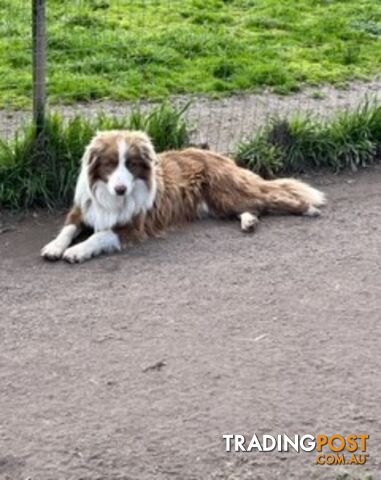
[41,130,325,263]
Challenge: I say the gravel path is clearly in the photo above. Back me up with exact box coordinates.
[1,167,380,480]
[1,78,380,152]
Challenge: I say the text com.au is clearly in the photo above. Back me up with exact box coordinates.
[223,434,369,465]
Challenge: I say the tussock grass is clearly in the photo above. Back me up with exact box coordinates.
[0,103,190,210]
[236,102,381,177]
[1,102,381,211]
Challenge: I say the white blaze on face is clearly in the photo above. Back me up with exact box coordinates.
[107,139,134,196]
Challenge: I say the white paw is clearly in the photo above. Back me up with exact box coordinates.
[62,244,91,264]
[304,205,321,217]
[41,240,66,261]
[240,212,258,233]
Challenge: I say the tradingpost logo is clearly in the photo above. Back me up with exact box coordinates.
[223,434,369,465]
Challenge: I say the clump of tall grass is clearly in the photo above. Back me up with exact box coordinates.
[0,102,190,209]
[236,102,381,177]
[1,101,381,211]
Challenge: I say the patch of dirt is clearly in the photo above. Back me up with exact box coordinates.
[1,78,380,152]
[1,167,380,479]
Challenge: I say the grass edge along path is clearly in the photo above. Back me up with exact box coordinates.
[0,102,380,210]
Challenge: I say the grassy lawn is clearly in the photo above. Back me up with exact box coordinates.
[0,0,381,107]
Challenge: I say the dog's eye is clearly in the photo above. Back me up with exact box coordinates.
[126,158,139,168]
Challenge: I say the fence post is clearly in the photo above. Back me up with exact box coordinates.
[32,0,46,134]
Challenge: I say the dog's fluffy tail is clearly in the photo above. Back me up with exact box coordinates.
[260,177,326,216]
[269,178,326,207]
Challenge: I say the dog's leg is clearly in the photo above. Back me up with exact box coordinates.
[303,205,321,217]
[134,212,148,241]
[62,230,121,264]
[239,212,259,233]
[41,206,82,261]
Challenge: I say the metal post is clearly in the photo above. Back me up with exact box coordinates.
[32,0,46,134]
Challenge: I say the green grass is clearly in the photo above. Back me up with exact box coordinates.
[236,102,381,176]
[1,101,381,210]
[336,473,374,480]
[1,0,381,107]
[0,103,190,209]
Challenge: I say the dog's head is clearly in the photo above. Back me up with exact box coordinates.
[83,130,157,198]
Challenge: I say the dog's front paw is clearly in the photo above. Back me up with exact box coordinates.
[41,240,66,261]
[62,244,91,264]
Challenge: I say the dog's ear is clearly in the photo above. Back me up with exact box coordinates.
[82,142,101,168]
[127,144,151,166]
[126,141,156,180]
[87,147,99,166]
[125,131,158,164]
[139,144,156,165]
[82,132,107,166]
[141,138,159,166]
[81,145,103,188]
[129,133,157,163]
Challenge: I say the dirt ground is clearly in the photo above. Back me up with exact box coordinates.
[1,78,380,152]
[0,166,380,480]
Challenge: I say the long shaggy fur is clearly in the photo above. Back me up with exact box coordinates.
[41,130,325,263]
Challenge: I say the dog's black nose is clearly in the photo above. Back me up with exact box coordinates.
[115,185,127,196]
